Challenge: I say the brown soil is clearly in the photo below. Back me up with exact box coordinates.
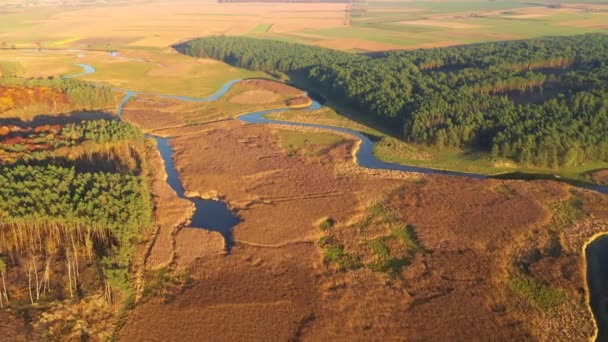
[174,228,225,267]
[121,243,319,341]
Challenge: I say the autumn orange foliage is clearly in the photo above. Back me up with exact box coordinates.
[0,86,70,113]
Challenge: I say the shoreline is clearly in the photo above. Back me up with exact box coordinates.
[582,232,608,342]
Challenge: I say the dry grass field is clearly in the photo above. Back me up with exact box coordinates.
[120,113,608,340]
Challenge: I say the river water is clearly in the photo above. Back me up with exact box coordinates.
[586,235,608,341]
[154,137,239,249]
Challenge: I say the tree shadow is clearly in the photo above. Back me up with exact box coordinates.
[491,172,608,195]
[284,70,402,140]
[0,111,115,127]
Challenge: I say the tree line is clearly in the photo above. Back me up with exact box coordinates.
[0,76,116,110]
[182,34,608,167]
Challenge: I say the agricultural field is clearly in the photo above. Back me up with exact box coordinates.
[0,0,607,52]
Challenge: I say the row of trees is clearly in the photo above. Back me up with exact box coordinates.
[0,120,146,168]
[61,119,144,144]
[0,76,115,110]
[183,34,608,167]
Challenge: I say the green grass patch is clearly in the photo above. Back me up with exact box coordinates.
[365,225,423,275]
[143,267,194,301]
[80,50,265,97]
[374,136,608,182]
[549,193,585,231]
[391,225,424,254]
[0,61,24,76]
[507,271,566,312]
[266,107,384,137]
[250,23,273,34]
[49,37,81,47]
[276,129,345,157]
[317,219,361,272]
[318,217,335,232]
[305,26,429,46]
[370,0,528,14]
[366,237,410,274]
[320,240,362,272]
[357,202,397,230]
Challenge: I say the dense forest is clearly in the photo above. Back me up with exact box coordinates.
[183,34,608,167]
[0,120,152,310]
[0,165,152,293]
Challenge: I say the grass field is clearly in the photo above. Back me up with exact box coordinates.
[80,49,265,97]
[0,48,265,97]
[374,137,608,181]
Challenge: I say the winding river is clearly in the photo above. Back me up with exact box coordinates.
[62,63,96,78]
[65,63,608,334]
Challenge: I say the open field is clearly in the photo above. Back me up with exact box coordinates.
[0,0,607,52]
[0,48,264,97]
[163,120,407,246]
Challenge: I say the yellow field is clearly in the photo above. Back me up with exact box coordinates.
[1,0,605,53]
[0,1,346,50]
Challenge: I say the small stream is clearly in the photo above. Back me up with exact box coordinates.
[239,105,488,179]
[62,63,96,78]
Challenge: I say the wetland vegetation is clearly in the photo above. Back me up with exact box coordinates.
[1,0,608,340]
